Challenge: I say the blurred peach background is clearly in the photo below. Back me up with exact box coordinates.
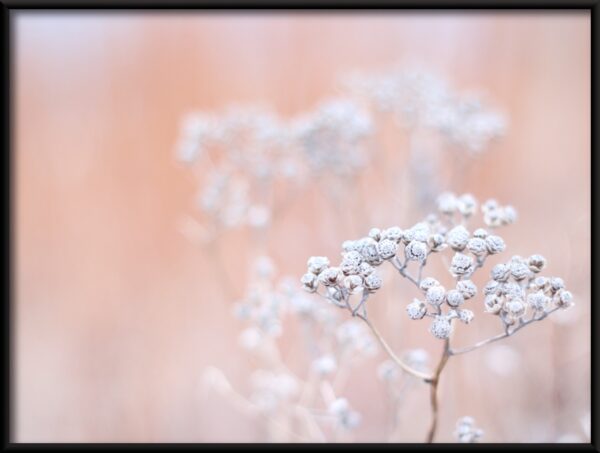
[14,12,590,442]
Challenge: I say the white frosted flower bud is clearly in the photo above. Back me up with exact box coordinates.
[502,282,525,300]
[341,250,363,275]
[437,192,458,214]
[467,237,488,256]
[550,277,565,292]
[457,309,474,324]
[430,316,453,339]
[506,299,526,318]
[450,253,474,277]
[368,228,382,241]
[382,226,403,243]
[312,355,337,376]
[484,295,503,314]
[419,277,440,291]
[364,272,382,291]
[502,205,517,224]
[405,240,428,262]
[342,240,357,252]
[456,280,477,299]
[527,254,546,273]
[319,267,342,286]
[527,291,550,311]
[485,235,506,254]
[307,256,330,275]
[301,273,319,293]
[484,210,503,228]
[358,262,374,277]
[406,299,427,320]
[482,199,499,213]
[491,263,510,282]
[377,239,398,259]
[447,225,470,251]
[457,193,477,217]
[403,223,430,243]
[446,289,465,307]
[473,228,488,238]
[484,280,500,295]
[361,242,383,265]
[344,275,364,294]
[509,259,530,281]
[428,233,447,252]
[532,276,549,290]
[557,289,573,308]
[426,285,446,306]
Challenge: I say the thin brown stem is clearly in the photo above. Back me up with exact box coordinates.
[425,338,451,443]
[356,313,433,382]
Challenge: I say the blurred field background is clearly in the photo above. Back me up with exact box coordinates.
[14,12,590,442]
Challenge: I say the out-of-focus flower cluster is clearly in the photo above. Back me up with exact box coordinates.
[302,192,573,341]
[454,416,483,443]
[177,99,374,239]
[343,67,507,154]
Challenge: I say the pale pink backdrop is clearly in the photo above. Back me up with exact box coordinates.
[14,12,590,442]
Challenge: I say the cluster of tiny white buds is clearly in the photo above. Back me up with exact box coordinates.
[484,254,573,327]
[454,416,484,443]
[328,398,362,430]
[482,199,517,228]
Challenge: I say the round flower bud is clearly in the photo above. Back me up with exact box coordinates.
[406,299,427,320]
[484,210,502,228]
[527,290,549,311]
[506,299,526,318]
[557,289,573,308]
[527,254,546,273]
[509,259,530,281]
[358,262,374,277]
[405,240,428,262]
[426,285,446,306]
[532,276,548,291]
[382,226,403,243]
[364,272,383,291]
[473,228,488,239]
[430,316,453,339]
[502,282,525,300]
[484,295,502,314]
[344,275,364,294]
[377,239,398,259]
[550,277,565,292]
[467,237,488,256]
[437,192,457,214]
[491,263,510,282]
[307,256,330,275]
[341,251,363,275]
[457,193,477,217]
[403,223,430,243]
[361,242,383,266]
[428,233,447,252]
[485,235,506,254]
[446,289,465,308]
[368,228,382,241]
[482,199,499,213]
[450,253,474,277]
[457,309,474,324]
[447,225,470,251]
[319,267,342,286]
[502,205,517,224]
[301,273,319,293]
[419,277,440,292]
[342,240,357,252]
[483,280,500,296]
[456,280,477,299]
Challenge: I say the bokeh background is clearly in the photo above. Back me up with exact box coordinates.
[14,12,590,442]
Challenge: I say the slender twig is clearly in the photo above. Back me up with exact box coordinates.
[449,306,562,356]
[425,338,451,443]
[355,313,433,382]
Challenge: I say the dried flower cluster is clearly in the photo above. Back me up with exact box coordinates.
[454,416,484,443]
[301,192,573,442]
[343,67,507,154]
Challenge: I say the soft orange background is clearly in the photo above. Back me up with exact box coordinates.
[14,12,590,442]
